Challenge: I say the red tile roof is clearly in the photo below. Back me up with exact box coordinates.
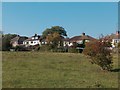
[70,35,96,42]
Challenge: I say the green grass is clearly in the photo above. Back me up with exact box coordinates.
[2,52,119,88]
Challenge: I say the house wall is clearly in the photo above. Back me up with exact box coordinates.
[111,39,120,47]
[63,41,73,47]
[12,42,18,47]
[23,40,41,46]
[68,40,90,46]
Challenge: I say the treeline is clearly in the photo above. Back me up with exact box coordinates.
[0,34,17,51]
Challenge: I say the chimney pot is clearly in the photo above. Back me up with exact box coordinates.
[116,31,120,35]
[82,33,85,36]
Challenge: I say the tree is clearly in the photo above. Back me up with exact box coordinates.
[2,34,17,51]
[46,32,63,50]
[83,40,113,71]
[42,26,67,38]
[42,26,67,51]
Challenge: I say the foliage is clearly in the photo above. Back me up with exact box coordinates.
[118,42,120,53]
[83,40,113,71]
[2,34,17,51]
[106,41,112,47]
[42,26,67,38]
[68,42,77,53]
[42,26,67,51]
[14,46,26,51]
[46,32,62,48]
[45,32,63,51]
[39,45,51,52]
[68,47,77,53]
[0,35,2,51]
[118,42,120,48]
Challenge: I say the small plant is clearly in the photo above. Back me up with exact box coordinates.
[83,40,113,71]
[39,44,51,52]
[68,42,78,53]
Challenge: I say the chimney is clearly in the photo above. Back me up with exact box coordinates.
[116,31,120,35]
[34,33,37,36]
[82,32,85,36]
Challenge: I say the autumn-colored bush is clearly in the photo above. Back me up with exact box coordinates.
[83,40,113,71]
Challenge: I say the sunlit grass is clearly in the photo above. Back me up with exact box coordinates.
[2,52,119,88]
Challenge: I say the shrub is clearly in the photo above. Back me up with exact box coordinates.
[15,45,29,51]
[39,45,51,52]
[68,47,77,53]
[68,42,77,53]
[83,40,113,71]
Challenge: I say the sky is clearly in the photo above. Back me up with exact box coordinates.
[2,0,119,2]
[2,2,118,38]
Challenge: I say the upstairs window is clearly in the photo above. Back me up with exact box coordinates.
[35,37,38,39]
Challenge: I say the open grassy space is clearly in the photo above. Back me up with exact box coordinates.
[2,52,119,88]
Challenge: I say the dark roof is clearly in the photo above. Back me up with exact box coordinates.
[70,35,96,42]
[10,36,28,44]
[24,35,42,42]
[63,38,70,41]
[24,38,40,42]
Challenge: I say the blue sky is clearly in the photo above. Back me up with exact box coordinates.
[2,2,118,38]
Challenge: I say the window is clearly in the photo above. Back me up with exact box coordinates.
[35,37,38,39]
[115,40,118,43]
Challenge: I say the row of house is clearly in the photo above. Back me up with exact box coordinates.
[10,31,120,49]
[10,33,96,48]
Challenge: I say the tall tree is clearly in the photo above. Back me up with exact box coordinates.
[42,26,67,38]
[46,32,63,49]
[42,26,67,50]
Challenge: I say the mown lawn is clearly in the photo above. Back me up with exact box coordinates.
[2,52,119,88]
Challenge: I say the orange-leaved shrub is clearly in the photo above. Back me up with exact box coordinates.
[83,40,113,71]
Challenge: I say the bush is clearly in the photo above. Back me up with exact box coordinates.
[83,40,113,71]
[68,47,77,53]
[39,45,51,52]
[68,42,77,53]
[40,44,66,52]
[14,45,29,51]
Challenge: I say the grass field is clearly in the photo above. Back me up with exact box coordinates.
[2,52,119,88]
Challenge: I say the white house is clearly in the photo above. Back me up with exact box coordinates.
[23,34,41,47]
[69,33,96,46]
[63,38,72,47]
[111,31,120,48]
